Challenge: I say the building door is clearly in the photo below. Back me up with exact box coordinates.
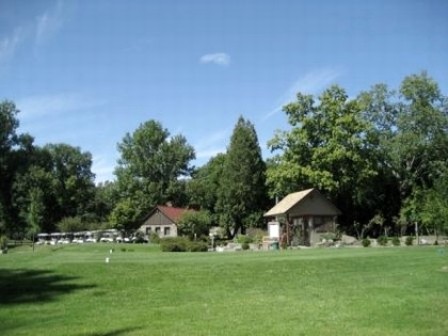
[300,217,311,246]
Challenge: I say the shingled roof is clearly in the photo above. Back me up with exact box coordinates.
[264,188,341,217]
[156,205,193,223]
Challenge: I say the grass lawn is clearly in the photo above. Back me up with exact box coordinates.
[0,244,447,336]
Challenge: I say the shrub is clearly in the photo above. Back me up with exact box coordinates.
[392,237,401,246]
[188,240,208,252]
[160,237,208,252]
[242,242,250,250]
[149,232,160,244]
[321,232,337,241]
[377,236,388,246]
[236,235,254,244]
[405,236,414,246]
[362,238,371,247]
[160,237,188,252]
[0,235,8,251]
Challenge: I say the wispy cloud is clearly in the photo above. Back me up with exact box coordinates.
[263,68,342,120]
[92,155,116,184]
[199,52,231,66]
[0,1,69,67]
[0,28,24,64]
[35,0,66,45]
[17,93,107,120]
[194,129,229,160]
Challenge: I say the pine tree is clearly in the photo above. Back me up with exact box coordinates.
[216,117,268,238]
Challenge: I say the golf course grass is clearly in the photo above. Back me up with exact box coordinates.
[1,244,447,335]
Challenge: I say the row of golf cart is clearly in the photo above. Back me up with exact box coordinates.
[36,229,145,245]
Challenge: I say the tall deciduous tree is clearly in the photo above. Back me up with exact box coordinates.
[0,101,37,236]
[0,101,22,232]
[267,86,377,230]
[186,153,226,213]
[27,188,45,251]
[44,144,96,220]
[216,117,267,237]
[111,120,195,231]
[390,72,448,199]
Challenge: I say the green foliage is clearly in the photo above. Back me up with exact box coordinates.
[160,237,189,252]
[114,120,195,215]
[188,240,208,252]
[160,237,207,252]
[186,154,226,213]
[267,85,378,230]
[132,230,146,243]
[216,117,268,237]
[266,72,448,236]
[377,236,388,246]
[56,217,85,233]
[362,238,371,247]
[148,232,161,244]
[392,237,401,246]
[420,175,448,234]
[92,181,118,223]
[177,210,212,238]
[236,235,254,244]
[27,189,45,235]
[0,235,8,250]
[321,232,337,241]
[242,242,250,250]
[109,198,142,232]
[405,236,414,246]
[43,144,96,218]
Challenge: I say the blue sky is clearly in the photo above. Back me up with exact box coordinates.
[1,0,447,183]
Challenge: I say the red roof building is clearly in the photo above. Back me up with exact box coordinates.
[139,205,194,238]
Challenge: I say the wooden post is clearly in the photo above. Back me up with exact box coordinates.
[286,214,290,246]
[415,221,419,245]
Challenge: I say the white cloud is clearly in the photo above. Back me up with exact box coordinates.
[194,129,228,160]
[35,0,66,45]
[199,52,231,66]
[0,28,24,64]
[17,93,107,120]
[0,1,69,67]
[263,68,342,120]
[92,155,116,184]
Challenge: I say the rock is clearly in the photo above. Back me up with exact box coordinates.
[341,235,357,245]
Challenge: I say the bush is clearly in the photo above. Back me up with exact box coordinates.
[0,235,8,252]
[242,242,250,250]
[377,236,388,246]
[405,236,414,246]
[321,232,337,241]
[362,238,371,247]
[149,232,160,244]
[392,237,401,246]
[160,237,188,252]
[160,237,208,252]
[236,235,253,244]
[188,240,208,252]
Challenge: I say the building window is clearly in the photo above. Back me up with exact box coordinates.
[145,227,151,235]
[164,227,171,236]
[155,227,161,235]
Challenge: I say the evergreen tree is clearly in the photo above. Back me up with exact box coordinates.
[216,117,268,238]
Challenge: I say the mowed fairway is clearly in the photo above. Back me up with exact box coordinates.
[1,244,447,336]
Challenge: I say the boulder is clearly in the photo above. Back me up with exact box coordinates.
[341,234,357,245]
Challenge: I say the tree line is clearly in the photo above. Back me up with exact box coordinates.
[1,71,447,241]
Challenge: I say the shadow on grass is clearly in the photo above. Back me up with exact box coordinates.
[84,327,143,336]
[0,269,96,305]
